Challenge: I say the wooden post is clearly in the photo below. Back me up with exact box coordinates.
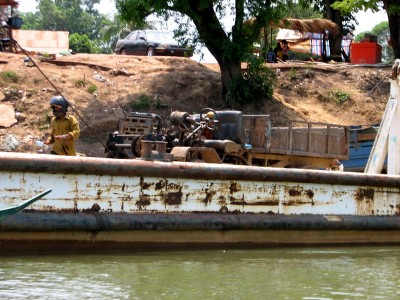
[388,74,400,175]
[365,60,400,174]
[288,121,293,152]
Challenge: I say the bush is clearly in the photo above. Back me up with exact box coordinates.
[129,94,150,110]
[331,89,351,104]
[87,84,98,94]
[318,89,351,104]
[226,55,277,109]
[1,71,19,83]
[69,33,94,53]
[74,79,86,87]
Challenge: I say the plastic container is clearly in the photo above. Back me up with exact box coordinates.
[35,140,49,151]
[350,42,382,64]
[7,17,23,29]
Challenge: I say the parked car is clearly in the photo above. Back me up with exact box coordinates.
[115,30,192,57]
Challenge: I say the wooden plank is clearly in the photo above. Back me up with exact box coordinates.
[288,121,293,152]
[365,80,398,174]
[388,82,400,175]
[326,125,331,155]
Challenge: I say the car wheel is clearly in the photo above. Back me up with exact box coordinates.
[146,47,154,56]
[120,48,126,55]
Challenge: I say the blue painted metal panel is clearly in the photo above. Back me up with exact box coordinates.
[343,126,387,172]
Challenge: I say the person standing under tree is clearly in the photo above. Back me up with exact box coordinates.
[281,40,289,62]
[273,42,283,62]
[266,47,276,63]
[44,96,80,156]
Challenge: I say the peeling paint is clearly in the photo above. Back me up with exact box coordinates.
[0,153,400,216]
[288,189,302,197]
[136,199,150,207]
[140,177,152,189]
[306,189,314,199]
[203,189,216,204]
[355,188,375,201]
[229,182,240,193]
[165,189,183,205]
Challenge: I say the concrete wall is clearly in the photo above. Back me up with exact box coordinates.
[12,29,69,54]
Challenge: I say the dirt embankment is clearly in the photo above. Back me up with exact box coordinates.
[0,52,392,156]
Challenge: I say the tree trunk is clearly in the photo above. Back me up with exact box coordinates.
[387,13,400,59]
[186,2,243,100]
[325,0,343,60]
[217,59,242,100]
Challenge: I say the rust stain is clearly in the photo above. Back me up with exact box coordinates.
[286,187,314,202]
[306,189,314,199]
[396,204,400,215]
[155,181,163,190]
[140,177,152,189]
[282,200,313,206]
[203,189,216,204]
[165,189,183,205]
[218,196,227,205]
[89,203,100,212]
[155,180,182,191]
[282,186,314,205]
[355,188,375,202]
[288,189,301,197]
[252,200,279,206]
[229,182,240,194]
[229,196,247,205]
[332,190,348,198]
[269,186,278,197]
[136,199,151,207]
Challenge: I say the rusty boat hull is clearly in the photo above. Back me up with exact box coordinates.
[1,152,400,251]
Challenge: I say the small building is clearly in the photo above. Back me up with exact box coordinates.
[1,1,69,55]
[0,0,20,52]
[274,18,351,61]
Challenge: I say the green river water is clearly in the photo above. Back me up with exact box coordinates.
[0,246,399,299]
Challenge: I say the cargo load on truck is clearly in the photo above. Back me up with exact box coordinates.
[105,108,349,169]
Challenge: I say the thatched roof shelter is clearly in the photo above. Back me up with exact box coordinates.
[0,0,19,7]
[273,18,340,35]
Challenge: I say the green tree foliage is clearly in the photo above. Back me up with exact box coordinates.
[100,15,154,54]
[309,0,356,60]
[69,33,94,53]
[332,0,400,58]
[226,55,277,109]
[19,0,113,53]
[355,21,393,62]
[116,0,284,106]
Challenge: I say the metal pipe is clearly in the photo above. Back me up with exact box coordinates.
[0,152,399,188]
[2,212,400,232]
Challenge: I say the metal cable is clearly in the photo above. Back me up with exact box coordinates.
[15,42,106,148]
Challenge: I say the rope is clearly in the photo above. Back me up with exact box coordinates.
[368,74,390,96]
[15,42,106,148]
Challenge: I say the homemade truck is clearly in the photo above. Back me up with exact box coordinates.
[105,108,349,169]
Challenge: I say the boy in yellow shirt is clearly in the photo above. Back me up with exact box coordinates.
[44,96,80,156]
